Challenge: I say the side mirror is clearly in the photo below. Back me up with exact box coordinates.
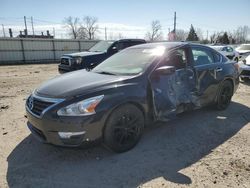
[155,66,176,75]
[110,46,118,54]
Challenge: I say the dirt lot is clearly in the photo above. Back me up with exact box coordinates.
[0,64,249,188]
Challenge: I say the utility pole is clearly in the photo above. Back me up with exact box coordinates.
[206,30,208,41]
[2,24,6,37]
[31,16,35,36]
[173,11,176,41]
[105,27,107,40]
[173,11,176,33]
[24,16,28,36]
[9,28,13,37]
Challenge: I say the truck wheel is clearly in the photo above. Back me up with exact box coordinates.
[216,80,233,110]
[104,104,144,153]
[240,76,248,82]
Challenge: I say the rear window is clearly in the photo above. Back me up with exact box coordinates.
[191,47,214,66]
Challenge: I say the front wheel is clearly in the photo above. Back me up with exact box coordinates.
[216,80,233,110]
[103,104,144,153]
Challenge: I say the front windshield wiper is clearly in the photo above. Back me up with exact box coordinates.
[93,71,117,75]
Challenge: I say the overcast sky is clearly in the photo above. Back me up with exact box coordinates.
[0,0,250,39]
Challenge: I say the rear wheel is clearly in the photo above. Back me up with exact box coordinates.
[103,104,144,153]
[216,80,233,110]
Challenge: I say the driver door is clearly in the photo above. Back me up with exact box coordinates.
[150,47,196,121]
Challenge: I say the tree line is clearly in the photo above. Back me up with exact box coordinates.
[64,16,249,44]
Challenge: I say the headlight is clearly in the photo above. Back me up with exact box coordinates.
[57,95,104,116]
[75,57,82,65]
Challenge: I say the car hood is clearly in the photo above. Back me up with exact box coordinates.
[64,51,106,57]
[236,50,250,54]
[35,70,132,98]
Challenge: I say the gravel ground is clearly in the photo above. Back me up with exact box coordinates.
[0,64,249,188]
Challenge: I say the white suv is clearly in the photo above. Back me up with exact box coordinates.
[235,44,250,60]
[210,45,240,62]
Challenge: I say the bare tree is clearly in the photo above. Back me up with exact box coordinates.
[78,16,99,40]
[118,33,124,39]
[175,29,188,41]
[145,20,163,41]
[63,16,81,39]
[232,26,250,43]
[196,28,204,40]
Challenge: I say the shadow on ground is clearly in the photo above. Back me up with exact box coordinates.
[7,102,250,188]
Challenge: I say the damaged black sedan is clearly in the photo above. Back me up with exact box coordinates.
[26,42,239,153]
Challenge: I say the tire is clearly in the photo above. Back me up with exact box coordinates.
[216,80,233,110]
[240,76,248,82]
[103,104,144,153]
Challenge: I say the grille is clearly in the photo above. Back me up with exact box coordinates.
[27,96,55,116]
[61,58,70,65]
[241,70,250,76]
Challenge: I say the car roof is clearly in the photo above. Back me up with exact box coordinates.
[103,39,146,43]
[129,41,213,50]
[116,39,146,42]
[129,42,187,49]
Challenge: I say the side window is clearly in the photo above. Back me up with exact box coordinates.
[227,47,233,52]
[191,47,214,66]
[167,48,188,70]
[214,52,221,63]
[114,42,125,51]
[222,47,227,51]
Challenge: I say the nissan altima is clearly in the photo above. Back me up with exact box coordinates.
[26,42,239,153]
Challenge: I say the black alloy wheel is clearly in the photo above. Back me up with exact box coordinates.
[216,80,233,110]
[104,104,144,153]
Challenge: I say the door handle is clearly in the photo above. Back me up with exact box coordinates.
[216,67,223,72]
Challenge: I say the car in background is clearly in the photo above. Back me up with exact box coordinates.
[210,45,240,62]
[58,39,146,73]
[235,44,250,60]
[239,54,250,81]
[26,42,239,153]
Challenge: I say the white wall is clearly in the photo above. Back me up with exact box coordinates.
[0,38,98,64]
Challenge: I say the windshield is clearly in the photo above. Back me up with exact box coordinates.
[237,44,250,51]
[89,41,114,52]
[92,46,165,75]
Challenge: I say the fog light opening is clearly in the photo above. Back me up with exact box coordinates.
[58,131,86,139]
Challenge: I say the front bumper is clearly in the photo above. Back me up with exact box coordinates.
[58,64,73,74]
[239,63,250,78]
[26,105,104,147]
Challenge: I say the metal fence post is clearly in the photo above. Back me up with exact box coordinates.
[52,39,56,60]
[78,40,81,52]
[20,39,25,63]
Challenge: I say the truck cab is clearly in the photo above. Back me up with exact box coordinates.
[58,39,146,73]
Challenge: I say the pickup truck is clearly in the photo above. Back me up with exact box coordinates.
[58,39,146,73]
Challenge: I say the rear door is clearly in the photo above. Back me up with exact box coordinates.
[191,45,224,106]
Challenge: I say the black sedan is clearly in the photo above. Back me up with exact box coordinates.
[26,42,239,153]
